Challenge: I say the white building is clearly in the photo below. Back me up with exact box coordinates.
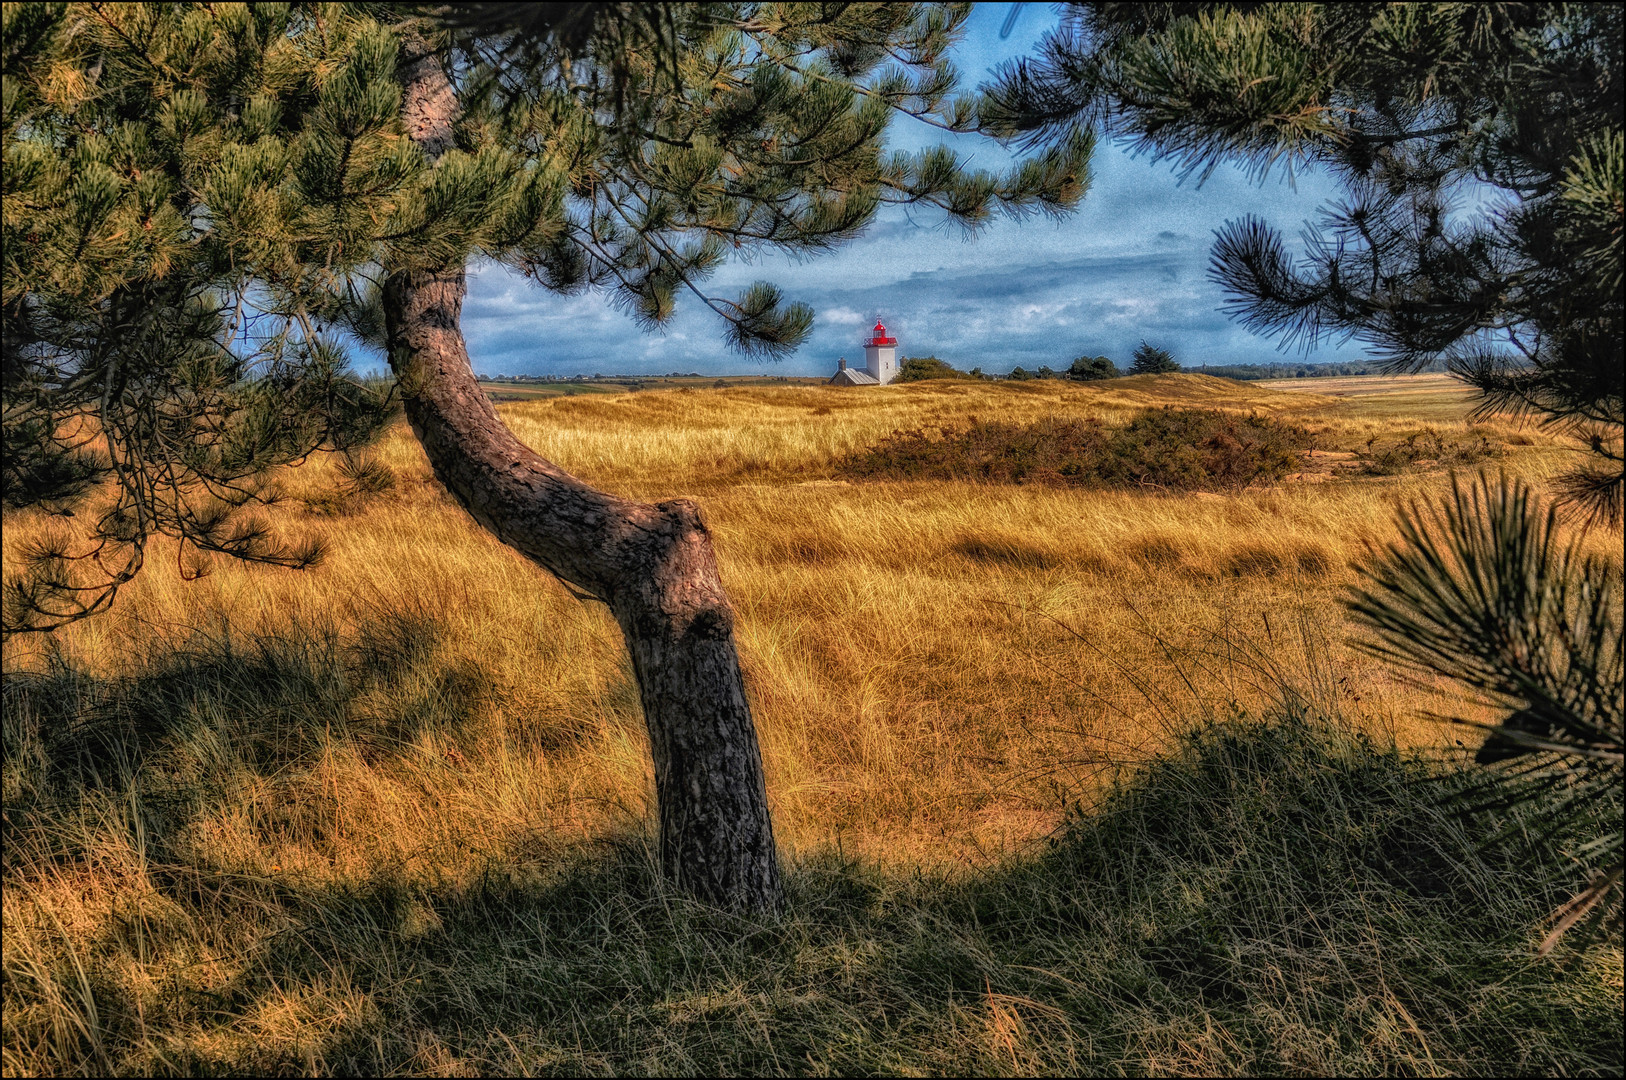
[829,320,899,385]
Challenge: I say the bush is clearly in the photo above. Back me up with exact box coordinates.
[838,407,1315,491]
[1129,341,1181,374]
[1358,428,1503,474]
[896,356,977,382]
[1069,355,1120,380]
[1101,407,1313,489]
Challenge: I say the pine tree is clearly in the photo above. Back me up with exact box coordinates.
[980,2,1623,944]
[2,3,398,619]
[1128,341,1178,374]
[2,2,1090,911]
[981,1,1623,521]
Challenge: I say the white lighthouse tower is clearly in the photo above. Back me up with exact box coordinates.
[828,317,901,385]
[864,319,898,384]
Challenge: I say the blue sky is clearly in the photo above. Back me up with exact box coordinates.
[462,4,1372,378]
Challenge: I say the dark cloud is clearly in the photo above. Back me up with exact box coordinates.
[454,7,1372,379]
[462,223,1365,377]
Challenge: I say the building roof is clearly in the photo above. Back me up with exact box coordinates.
[829,367,879,385]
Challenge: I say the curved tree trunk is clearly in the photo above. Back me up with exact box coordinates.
[382,40,781,913]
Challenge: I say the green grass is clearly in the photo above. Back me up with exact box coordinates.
[3,612,1619,1076]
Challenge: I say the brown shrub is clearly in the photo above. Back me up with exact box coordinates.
[838,408,1315,492]
[1359,428,1502,474]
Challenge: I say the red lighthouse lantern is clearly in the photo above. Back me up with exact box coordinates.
[865,320,896,347]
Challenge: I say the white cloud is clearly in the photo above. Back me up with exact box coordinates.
[448,6,1380,378]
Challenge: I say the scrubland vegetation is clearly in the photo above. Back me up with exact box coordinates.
[4,373,1620,1075]
[837,408,1316,490]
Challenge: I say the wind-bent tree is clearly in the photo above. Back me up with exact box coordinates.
[2,2,1088,911]
[982,2,1623,944]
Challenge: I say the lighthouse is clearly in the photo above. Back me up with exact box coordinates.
[829,318,901,385]
[864,320,899,384]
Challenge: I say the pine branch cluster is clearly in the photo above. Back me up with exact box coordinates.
[441,2,1090,349]
[981,2,1623,523]
[978,2,1624,952]
[3,4,401,632]
[1349,474,1623,950]
[2,2,1094,633]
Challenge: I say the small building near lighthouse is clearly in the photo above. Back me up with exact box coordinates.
[829,320,900,385]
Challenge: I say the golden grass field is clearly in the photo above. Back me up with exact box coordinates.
[3,372,1620,1075]
[0,372,1587,858]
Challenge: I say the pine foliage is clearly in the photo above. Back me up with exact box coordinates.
[3,4,401,631]
[981,2,1624,523]
[1128,341,1179,374]
[981,1,1624,950]
[437,1,1090,346]
[1,2,1093,632]
[1349,474,1623,949]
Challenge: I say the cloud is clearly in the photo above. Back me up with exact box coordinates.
[453,7,1374,379]
[460,217,1365,377]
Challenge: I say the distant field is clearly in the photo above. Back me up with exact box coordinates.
[1268,372,1468,396]
[478,374,825,400]
[3,373,1617,1075]
[1267,371,1488,422]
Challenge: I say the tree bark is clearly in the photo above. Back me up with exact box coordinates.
[383,39,782,913]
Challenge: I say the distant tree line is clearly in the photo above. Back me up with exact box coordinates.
[1200,359,1450,380]
[901,341,1191,382]
[904,347,1452,384]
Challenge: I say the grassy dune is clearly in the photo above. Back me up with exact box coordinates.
[3,374,1620,1075]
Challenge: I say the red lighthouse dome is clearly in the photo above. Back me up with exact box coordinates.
[865,320,897,347]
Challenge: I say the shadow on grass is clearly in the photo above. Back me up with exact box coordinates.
[2,602,496,795]
[3,613,1622,1076]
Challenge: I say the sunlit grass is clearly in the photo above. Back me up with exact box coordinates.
[3,373,1618,1075]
